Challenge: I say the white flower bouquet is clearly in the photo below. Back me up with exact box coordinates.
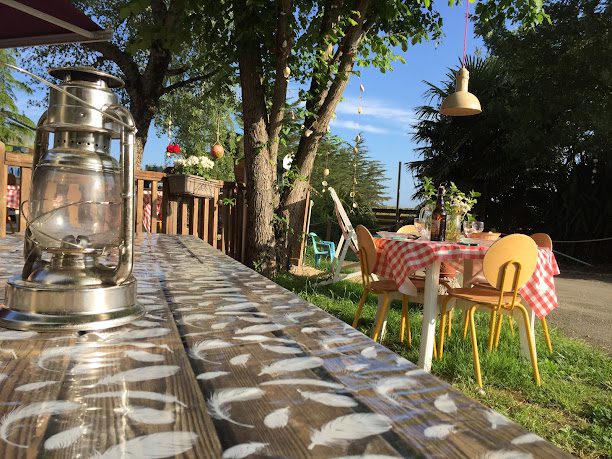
[173,154,215,179]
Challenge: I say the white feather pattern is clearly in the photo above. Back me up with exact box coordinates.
[424,424,455,439]
[230,354,251,366]
[234,335,295,344]
[130,320,159,328]
[335,456,401,459]
[197,371,229,380]
[486,410,511,429]
[0,331,37,341]
[236,324,285,335]
[222,442,268,459]
[93,431,197,459]
[207,387,264,428]
[301,327,321,334]
[212,322,230,330]
[434,393,457,414]
[114,405,175,424]
[375,377,417,405]
[480,450,534,459]
[361,346,378,359]
[511,433,543,445]
[285,311,315,323]
[260,344,302,355]
[83,390,187,407]
[0,401,80,447]
[44,425,89,450]
[259,356,323,376]
[96,365,180,386]
[260,378,343,389]
[15,381,58,392]
[105,328,170,342]
[308,413,392,450]
[125,350,165,363]
[70,362,115,375]
[216,302,260,311]
[238,316,271,323]
[0,375,7,383]
[263,407,289,428]
[346,363,369,372]
[190,340,232,362]
[180,313,215,328]
[298,390,357,408]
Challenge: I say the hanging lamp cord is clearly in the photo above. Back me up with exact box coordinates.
[462,0,470,67]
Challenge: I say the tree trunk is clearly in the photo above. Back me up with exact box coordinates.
[235,1,278,277]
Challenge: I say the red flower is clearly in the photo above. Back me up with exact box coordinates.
[166,143,181,154]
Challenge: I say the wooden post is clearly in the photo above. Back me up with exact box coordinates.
[180,198,188,235]
[202,198,210,244]
[18,167,32,232]
[191,197,200,238]
[291,188,311,266]
[150,180,158,233]
[395,161,402,228]
[0,142,7,238]
[210,187,219,249]
[240,187,247,263]
[136,179,144,234]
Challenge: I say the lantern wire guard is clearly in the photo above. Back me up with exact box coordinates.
[0,62,144,331]
[439,0,482,116]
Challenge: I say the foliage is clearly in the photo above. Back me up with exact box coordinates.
[156,89,240,181]
[422,176,480,220]
[275,272,612,459]
[307,133,388,238]
[0,50,35,145]
[410,0,611,263]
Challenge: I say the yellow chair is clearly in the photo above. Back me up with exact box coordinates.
[444,234,541,387]
[353,225,415,347]
[492,233,554,354]
[397,224,418,234]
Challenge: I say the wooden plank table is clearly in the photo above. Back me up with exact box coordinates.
[0,234,570,458]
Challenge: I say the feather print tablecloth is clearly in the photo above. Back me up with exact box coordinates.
[0,234,570,458]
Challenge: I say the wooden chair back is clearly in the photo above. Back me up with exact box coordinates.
[329,187,358,252]
[355,225,377,286]
[530,233,553,250]
[483,234,538,293]
[397,224,417,234]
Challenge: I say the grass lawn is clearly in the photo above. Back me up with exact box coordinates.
[274,269,612,458]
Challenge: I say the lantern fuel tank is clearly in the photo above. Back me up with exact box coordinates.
[0,67,143,330]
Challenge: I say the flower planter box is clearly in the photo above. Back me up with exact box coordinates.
[166,174,217,198]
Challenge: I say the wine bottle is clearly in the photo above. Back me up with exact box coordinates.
[430,185,447,241]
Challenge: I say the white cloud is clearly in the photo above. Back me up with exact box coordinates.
[330,119,389,134]
[335,97,417,125]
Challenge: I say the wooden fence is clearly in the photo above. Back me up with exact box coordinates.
[371,206,418,231]
[0,145,263,265]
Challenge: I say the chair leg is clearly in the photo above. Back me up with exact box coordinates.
[517,305,542,386]
[447,309,453,337]
[372,293,390,342]
[400,295,411,348]
[468,305,483,387]
[493,313,504,350]
[352,288,369,328]
[438,300,449,359]
[462,310,470,339]
[541,317,553,354]
[488,309,498,351]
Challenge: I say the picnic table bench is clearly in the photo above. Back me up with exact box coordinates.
[0,234,569,458]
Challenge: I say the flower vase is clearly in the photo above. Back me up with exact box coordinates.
[445,212,462,242]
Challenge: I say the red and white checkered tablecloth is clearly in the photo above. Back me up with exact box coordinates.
[6,185,19,210]
[143,189,163,232]
[374,238,560,318]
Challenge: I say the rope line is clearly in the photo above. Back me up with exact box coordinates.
[462,0,470,67]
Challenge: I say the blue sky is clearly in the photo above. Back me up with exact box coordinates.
[14,2,483,207]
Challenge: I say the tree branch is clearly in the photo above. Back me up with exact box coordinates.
[85,41,141,83]
[268,0,293,154]
[162,69,220,94]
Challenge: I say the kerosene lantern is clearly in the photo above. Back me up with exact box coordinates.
[0,67,143,330]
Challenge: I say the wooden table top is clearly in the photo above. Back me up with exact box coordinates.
[0,234,570,458]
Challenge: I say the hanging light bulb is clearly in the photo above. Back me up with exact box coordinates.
[439,67,481,116]
[439,0,482,117]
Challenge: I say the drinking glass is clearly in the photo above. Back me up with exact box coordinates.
[463,221,474,238]
[414,218,429,240]
[472,221,484,233]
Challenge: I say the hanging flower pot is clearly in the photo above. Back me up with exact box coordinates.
[211,143,224,159]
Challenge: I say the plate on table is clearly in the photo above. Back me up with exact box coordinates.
[459,237,496,247]
[377,231,419,240]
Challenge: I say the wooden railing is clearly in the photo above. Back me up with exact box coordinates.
[0,144,250,264]
[372,206,418,231]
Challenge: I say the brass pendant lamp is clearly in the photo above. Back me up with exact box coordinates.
[439,0,482,116]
